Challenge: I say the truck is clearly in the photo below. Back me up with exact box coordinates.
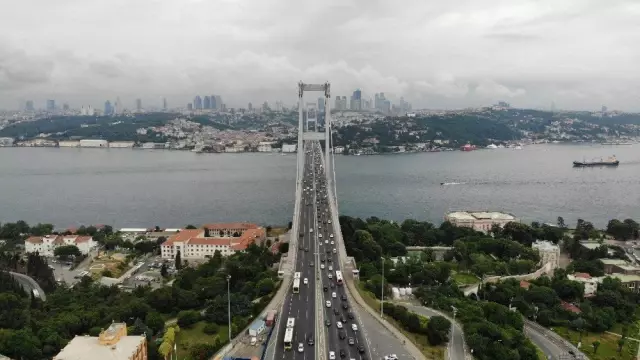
[266,310,278,327]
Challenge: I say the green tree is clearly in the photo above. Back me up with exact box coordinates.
[175,250,182,270]
[185,224,197,229]
[160,263,168,277]
[426,316,451,345]
[53,245,81,258]
[145,312,165,335]
[177,310,201,328]
[592,340,600,354]
[278,242,289,254]
[557,216,565,228]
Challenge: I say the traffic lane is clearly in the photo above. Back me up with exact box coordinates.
[403,304,466,359]
[351,299,411,360]
[524,325,565,359]
[323,278,342,359]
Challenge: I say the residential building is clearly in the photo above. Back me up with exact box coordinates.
[54,322,147,360]
[282,144,297,153]
[58,140,80,148]
[600,258,631,274]
[609,273,640,293]
[25,235,97,257]
[194,96,202,110]
[136,99,142,111]
[579,241,614,256]
[160,223,266,260]
[532,240,560,270]
[47,99,55,111]
[257,142,274,152]
[444,211,517,233]
[567,272,599,297]
[109,141,135,148]
[79,139,108,148]
[0,137,14,147]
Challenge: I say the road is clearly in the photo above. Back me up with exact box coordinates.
[273,145,318,360]
[399,303,466,360]
[524,320,588,360]
[9,271,46,301]
[353,302,414,359]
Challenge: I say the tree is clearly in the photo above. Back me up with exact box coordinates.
[617,338,625,354]
[557,216,566,228]
[426,316,451,345]
[177,310,201,328]
[145,312,165,335]
[278,242,289,254]
[592,340,600,354]
[160,263,168,277]
[53,245,81,259]
[185,224,197,229]
[175,250,182,270]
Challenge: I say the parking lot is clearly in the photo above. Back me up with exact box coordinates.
[48,260,85,285]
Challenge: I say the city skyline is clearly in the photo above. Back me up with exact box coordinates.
[1,1,639,111]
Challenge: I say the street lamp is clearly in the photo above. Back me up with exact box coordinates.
[227,275,232,343]
[380,257,385,318]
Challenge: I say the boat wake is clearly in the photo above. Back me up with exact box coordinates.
[441,182,466,186]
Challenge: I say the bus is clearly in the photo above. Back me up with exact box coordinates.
[294,272,301,279]
[335,270,343,285]
[293,278,300,293]
[284,317,295,350]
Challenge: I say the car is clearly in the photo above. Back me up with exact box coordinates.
[332,292,337,298]
[320,264,325,269]
[325,240,329,244]
[347,312,354,319]
[336,321,343,329]
[328,220,332,224]
[310,228,314,233]
[358,345,365,354]
[299,245,303,250]
[328,258,332,263]
[304,278,308,285]
[324,286,328,292]
[338,330,346,339]
[307,333,314,346]
[339,349,346,358]
[330,234,334,238]
[329,265,333,271]
[325,319,332,326]
[333,308,340,315]
[331,241,334,245]
[328,273,333,279]
[305,247,309,252]
[319,234,323,238]
[321,257,325,262]
[341,294,347,301]
[342,303,348,309]
[351,324,358,331]
[326,300,332,308]
[299,232,304,238]
[329,351,336,360]
[348,337,355,346]
[333,248,337,254]
[330,282,336,288]
[298,343,304,353]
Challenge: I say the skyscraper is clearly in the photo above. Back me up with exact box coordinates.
[248,102,253,111]
[350,89,362,111]
[210,95,217,110]
[163,98,168,110]
[46,99,55,111]
[203,96,211,109]
[187,103,193,111]
[215,96,222,110]
[194,96,202,110]
[25,100,34,111]
[136,99,142,111]
[104,100,113,115]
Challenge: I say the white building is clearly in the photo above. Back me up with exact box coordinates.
[567,273,600,297]
[257,142,274,152]
[445,211,517,233]
[282,144,297,153]
[532,240,561,270]
[0,137,15,146]
[25,235,97,257]
[160,223,266,260]
[79,139,108,148]
[109,141,135,148]
[141,142,165,149]
[58,140,80,148]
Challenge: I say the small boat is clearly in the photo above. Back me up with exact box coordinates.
[573,155,619,167]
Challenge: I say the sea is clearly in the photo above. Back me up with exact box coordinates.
[0,144,638,229]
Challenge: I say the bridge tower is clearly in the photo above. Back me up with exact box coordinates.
[297,81,331,185]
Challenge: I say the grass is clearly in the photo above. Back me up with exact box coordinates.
[355,282,445,360]
[267,227,288,237]
[553,326,638,360]
[175,321,229,359]
[451,272,480,285]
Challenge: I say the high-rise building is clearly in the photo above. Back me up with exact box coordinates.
[25,100,34,111]
[187,103,193,111]
[104,100,113,116]
[203,96,211,109]
[194,96,202,110]
[114,97,122,115]
[162,98,168,110]
[318,97,325,111]
[215,96,223,110]
[210,95,217,110]
[248,102,253,111]
[350,89,362,111]
[136,99,142,111]
[46,99,55,111]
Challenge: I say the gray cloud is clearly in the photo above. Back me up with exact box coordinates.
[0,0,639,111]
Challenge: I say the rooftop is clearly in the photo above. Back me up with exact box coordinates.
[599,259,629,265]
[579,241,604,250]
[446,211,516,221]
[532,240,560,250]
[54,323,145,360]
[162,223,265,251]
[610,273,640,283]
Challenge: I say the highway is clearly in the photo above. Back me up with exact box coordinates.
[273,146,318,360]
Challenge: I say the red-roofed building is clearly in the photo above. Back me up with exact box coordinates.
[520,280,531,289]
[160,223,265,260]
[560,301,582,314]
[25,235,97,256]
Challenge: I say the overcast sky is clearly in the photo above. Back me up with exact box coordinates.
[1,0,639,111]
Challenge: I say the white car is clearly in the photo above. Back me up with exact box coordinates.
[332,292,337,298]
[328,220,332,224]
[328,273,333,279]
[319,234,323,238]
[329,351,336,360]
[336,321,343,329]
[321,264,325,269]
[329,265,333,271]
[304,278,308,285]
[351,324,358,331]
[325,240,329,244]
[330,234,334,238]
[333,248,337,254]
[331,241,334,245]
[310,228,314,233]
[298,343,304,353]
[326,300,332,308]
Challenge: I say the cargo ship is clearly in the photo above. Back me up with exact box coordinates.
[573,155,619,167]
